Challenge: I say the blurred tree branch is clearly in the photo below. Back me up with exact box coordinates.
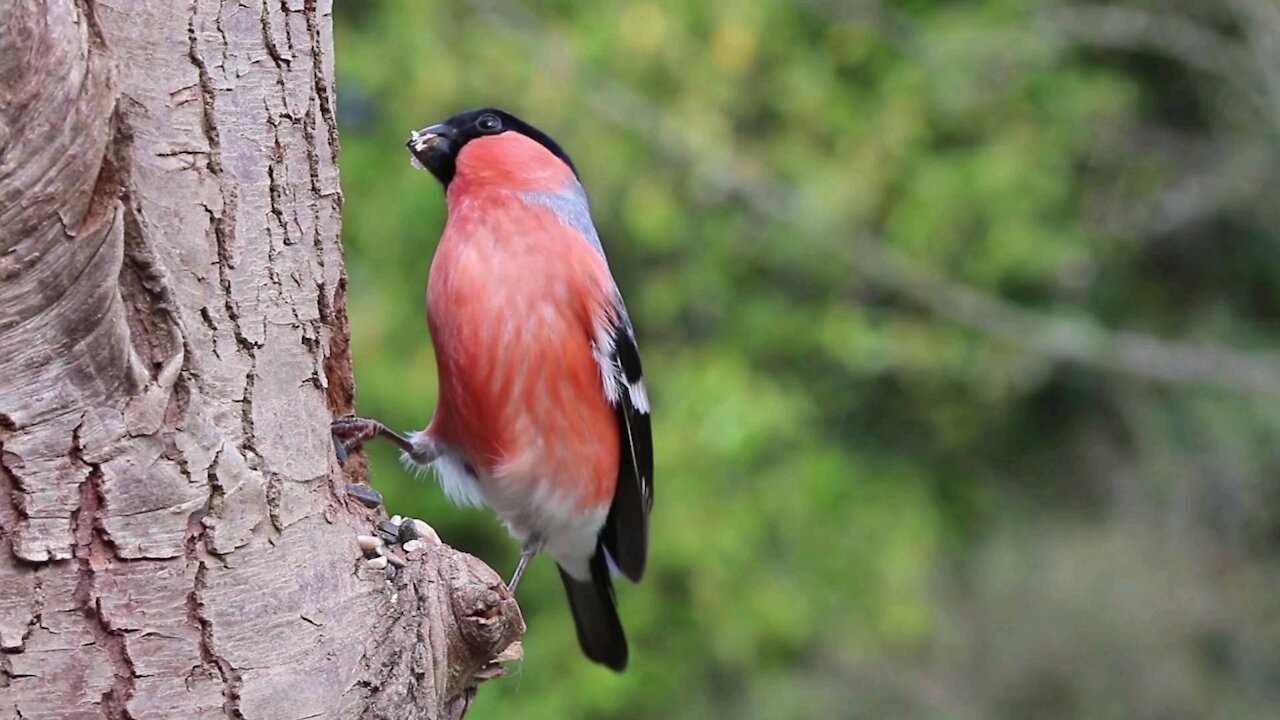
[852,246,1280,394]
[1041,2,1280,237]
[1040,2,1280,129]
[1036,6,1250,90]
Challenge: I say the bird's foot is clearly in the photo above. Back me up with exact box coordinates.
[506,533,546,594]
[331,414,416,461]
[331,417,390,510]
[357,514,441,582]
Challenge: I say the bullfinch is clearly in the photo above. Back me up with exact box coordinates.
[333,108,653,672]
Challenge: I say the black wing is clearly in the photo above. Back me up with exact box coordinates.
[599,310,653,582]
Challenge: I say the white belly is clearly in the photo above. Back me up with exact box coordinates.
[403,435,605,581]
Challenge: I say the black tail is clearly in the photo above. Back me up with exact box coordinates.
[558,546,628,671]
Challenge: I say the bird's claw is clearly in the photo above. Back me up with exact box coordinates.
[331,414,417,459]
[331,430,349,463]
[331,415,379,461]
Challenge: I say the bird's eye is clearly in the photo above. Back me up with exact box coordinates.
[476,114,502,133]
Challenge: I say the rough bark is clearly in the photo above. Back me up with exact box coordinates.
[0,2,523,718]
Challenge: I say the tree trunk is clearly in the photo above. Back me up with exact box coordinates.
[0,2,523,718]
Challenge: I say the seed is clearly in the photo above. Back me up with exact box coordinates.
[345,484,383,508]
[410,519,441,546]
[375,520,400,544]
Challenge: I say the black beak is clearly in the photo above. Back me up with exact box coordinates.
[407,123,456,160]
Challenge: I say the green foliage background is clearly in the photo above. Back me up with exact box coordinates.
[334,1,1280,717]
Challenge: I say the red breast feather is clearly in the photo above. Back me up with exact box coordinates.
[425,134,620,512]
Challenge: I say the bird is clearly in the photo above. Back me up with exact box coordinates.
[332,108,653,671]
